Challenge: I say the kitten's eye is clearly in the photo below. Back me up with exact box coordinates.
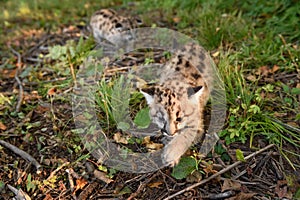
[176,117,182,122]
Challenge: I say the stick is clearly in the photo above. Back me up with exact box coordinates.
[163,144,275,200]
[0,140,42,174]
[8,44,24,112]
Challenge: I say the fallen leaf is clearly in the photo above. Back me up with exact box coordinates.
[24,91,42,101]
[145,142,163,151]
[173,17,181,23]
[75,178,88,190]
[227,192,256,200]
[47,87,57,97]
[142,136,151,144]
[43,193,54,200]
[245,74,257,82]
[273,112,287,118]
[271,65,280,73]
[257,66,269,76]
[142,136,163,150]
[212,51,220,57]
[222,179,241,192]
[113,132,128,144]
[58,180,67,191]
[275,180,288,198]
[94,170,113,184]
[148,181,163,188]
[186,170,202,183]
[0,121,7,130]
[202,161,218,176]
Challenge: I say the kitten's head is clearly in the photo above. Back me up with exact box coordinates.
[141,84,206,136]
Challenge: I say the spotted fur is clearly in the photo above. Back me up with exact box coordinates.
[90,9,142,43]
[141,43,213,166]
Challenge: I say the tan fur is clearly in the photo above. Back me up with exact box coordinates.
[90,9,142,43]
[142,43,213,166]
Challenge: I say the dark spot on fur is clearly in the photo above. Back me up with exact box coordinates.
[199,51,205,60]
[176,117,182,122]
[175,67,180,71]
[177,57,183,65]
[184,60,190,68]
[191,73,201,80]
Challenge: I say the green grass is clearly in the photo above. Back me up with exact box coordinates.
[1,0,299,168]
[138,0,300,166]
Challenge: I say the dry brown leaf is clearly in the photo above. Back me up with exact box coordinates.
[173,17,181,23]
[245,74,257,82]
[186,170,202,183]
[58,180,67,192]
[287,122,298,127]
[142,136,151,144]
[47,87,57,97]
[43,193,54,200]
[273,112,287,118]
[227,192,256,200]
[23,91,42,101]
[222,179,241,192]
[94,170,113,184]
[145,142,163,150]
[35,105,50,114]
[75,178,88,190]
[148,181,163,188]
[272,65,280,73]
[0,121,7,130]
[113,132,128,144]
[8,69,17,78]
[202,161,218,176]
[212,51,220,57]
[143,136,163,150]
[275,180,288,198]
[257,66,269,76]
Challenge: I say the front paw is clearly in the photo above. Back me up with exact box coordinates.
[162,143,185,167]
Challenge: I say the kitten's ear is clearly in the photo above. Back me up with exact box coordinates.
[140,87,155,105]
[187,86,205,102]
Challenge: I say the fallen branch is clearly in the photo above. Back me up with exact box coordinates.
[0,140,42,174]
[7,184,31,200]
[127,172,158,200]
[164,144,275,200]
[8,44,24,112]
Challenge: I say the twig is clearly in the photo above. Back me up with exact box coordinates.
[163,144,275,200]
[0,140,42,174]
[8,44,24,112]
[47,161,70,181]
[127,172,158,200]
[7,184,31,200]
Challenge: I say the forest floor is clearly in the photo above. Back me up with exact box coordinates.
[0,0,299,199]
